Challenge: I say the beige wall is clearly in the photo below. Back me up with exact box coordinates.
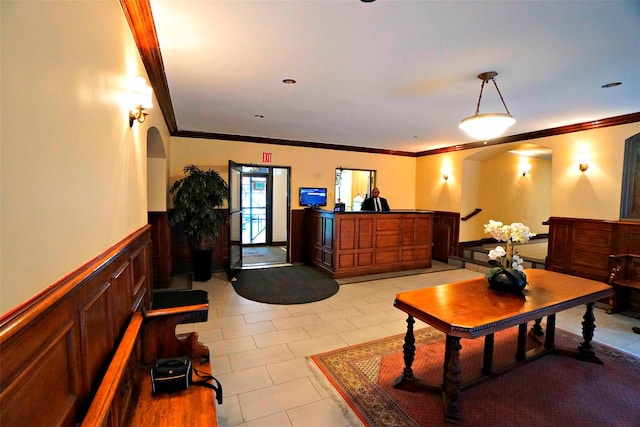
[2,0,638,319]
[169,137,417,210]
[0,1,169,314]
[416,123,640,241]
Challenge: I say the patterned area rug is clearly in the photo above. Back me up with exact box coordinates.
[311,327,640,427]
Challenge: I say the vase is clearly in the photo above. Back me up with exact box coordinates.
[487,268,527,294]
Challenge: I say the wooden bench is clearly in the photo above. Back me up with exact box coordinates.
[608,253,640,318]
[81,304,220,427]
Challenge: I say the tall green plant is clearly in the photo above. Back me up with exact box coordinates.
[169,164,229,250]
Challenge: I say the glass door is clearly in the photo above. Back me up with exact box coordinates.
[228,160,243,279]
[242,174,268,245]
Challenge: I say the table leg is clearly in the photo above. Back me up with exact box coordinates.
[443,335,462,421]
[393,315,418,390]
[393,316,443,393]
[400,315,416,382]
[481,333,494,374]
[532,318,544,336]
[577,302,604,364]
[516,323,527,361]
[544,313,556,350]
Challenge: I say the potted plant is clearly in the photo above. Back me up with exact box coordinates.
[169,164,229,281]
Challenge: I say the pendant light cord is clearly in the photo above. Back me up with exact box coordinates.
[474,77,512,116]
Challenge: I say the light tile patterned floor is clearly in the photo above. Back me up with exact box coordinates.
[176,268,640,427]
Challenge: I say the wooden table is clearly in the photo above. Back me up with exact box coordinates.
[392,269,613,422]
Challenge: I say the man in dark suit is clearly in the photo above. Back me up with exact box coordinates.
[360,187,390,212]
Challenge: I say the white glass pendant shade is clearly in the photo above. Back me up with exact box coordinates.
[459,112,515,140]
[459,71,515,140]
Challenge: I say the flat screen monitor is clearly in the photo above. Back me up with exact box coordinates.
[299,187,327,207]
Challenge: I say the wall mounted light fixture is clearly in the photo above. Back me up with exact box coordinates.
[459,71,516,140]
[578,153,589,172]
[128,77,153,127]
[520,163,531,177]
[443,173,449,181]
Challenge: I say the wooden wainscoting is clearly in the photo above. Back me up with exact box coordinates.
[171,209,230,274]
[547,216,640,282]
[0,226,152,427]
[433,211,461,260]
[149,211,172,288]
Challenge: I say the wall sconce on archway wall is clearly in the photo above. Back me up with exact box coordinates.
[578,153,589,172]
[128,76,153,127]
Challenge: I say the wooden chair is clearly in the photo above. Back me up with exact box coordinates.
[607,254,640,318]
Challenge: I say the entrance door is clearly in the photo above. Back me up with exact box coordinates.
[228,161,243,280]
[242,174,267,245]
[228,162,290,271]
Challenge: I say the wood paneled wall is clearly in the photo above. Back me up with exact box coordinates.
[433,211,461,260]
[0,226,152,427]
[149,212,172,288]
[547,217,640,282]
[171,210,229,274]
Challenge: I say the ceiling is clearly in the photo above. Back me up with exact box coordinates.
[146,0,640,154]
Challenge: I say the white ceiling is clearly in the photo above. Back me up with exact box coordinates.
[149,0,640,153]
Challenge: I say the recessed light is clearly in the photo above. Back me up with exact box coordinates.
[282,79,296,85]
[602,82,622,88]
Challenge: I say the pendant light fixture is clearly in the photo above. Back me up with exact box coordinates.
[459,71,515,140]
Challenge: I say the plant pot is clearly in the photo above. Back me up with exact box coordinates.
[487,268,527,294]
[191,249,213,282]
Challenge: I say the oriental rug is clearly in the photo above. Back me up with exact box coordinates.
[311,327,640,427]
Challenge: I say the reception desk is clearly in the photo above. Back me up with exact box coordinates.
[305,209,433,278]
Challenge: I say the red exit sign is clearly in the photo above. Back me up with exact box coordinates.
[262,152,272,163]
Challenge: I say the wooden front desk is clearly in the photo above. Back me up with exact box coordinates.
[305,209,433,278]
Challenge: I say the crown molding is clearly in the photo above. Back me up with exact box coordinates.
[120,1,639,158]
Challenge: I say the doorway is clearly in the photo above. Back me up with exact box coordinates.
[228,162,290,278]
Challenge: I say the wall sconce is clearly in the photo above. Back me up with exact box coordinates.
[128,77,153,127]
[520,163,531,177]
[578,153,589,172]
[442,173,449,181]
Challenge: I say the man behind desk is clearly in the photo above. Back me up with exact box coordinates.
[360,187,390,212]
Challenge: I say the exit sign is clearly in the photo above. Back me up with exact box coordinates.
[262,152,272,163]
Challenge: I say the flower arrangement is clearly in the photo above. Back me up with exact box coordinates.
[484,220,536,292]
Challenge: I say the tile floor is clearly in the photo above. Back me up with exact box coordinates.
[176,267,640,427]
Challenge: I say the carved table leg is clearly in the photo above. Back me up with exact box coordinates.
[577,302,604,364]
[393,315,442,393]
[442,335,462,422]
[532,318,544,336]
[393,315,417,388]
